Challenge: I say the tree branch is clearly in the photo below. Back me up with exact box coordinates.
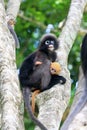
[18,12,46,29]
[6,0,22,22]
[68,67,87,130]
[34,0,87,130]
[59,0,87,129]
[0,1,24,130]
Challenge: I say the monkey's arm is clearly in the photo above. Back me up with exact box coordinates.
[51,52,57,61]
[19,52,36,87]
[48,75,66,88]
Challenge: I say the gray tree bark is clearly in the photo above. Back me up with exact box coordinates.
[6,0,21,21]
[67,67,87,130]
[0,1,24,130]
[35,0,87,130]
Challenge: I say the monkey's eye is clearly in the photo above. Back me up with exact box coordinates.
[51,68,56,72]
[51,40,54,45]
[45,40,50,45]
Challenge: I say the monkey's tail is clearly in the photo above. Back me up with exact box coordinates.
[60,81,87,130]
[23,87,48,130]
[7,23,20,48]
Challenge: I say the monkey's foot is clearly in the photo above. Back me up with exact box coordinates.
[32,90,40,113]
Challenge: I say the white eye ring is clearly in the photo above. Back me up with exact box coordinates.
[51,41,54,45]
[45,40,50,45]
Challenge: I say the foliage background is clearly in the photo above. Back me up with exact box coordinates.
[12,0,87,129]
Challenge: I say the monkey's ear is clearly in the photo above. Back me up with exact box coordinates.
[50,62,61,75]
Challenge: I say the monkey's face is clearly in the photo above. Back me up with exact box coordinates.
[39,34,59,52]
[50,62,61,75]
[50,67,57,74]
[45,40,55,51]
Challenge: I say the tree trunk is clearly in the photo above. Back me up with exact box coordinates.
[67,67,87,130]
[0,1,24,130]
[35,0,87,130]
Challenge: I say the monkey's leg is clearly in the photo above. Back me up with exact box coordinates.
[32,90,40,113]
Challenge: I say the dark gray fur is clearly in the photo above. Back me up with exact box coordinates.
[19,34,66,130]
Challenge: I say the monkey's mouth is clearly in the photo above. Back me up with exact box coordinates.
[48,45,54,51]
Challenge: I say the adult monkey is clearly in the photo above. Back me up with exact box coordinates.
[60,34,87,130]
[19,33,66,130]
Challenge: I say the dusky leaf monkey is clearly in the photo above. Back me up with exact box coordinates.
[19,33,66,130]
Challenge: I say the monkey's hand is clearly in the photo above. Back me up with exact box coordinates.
[59,76,66,84]
[35,61,43,66]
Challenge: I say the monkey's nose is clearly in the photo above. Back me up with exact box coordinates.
[49,45,54,48]
[48,45,54,51]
